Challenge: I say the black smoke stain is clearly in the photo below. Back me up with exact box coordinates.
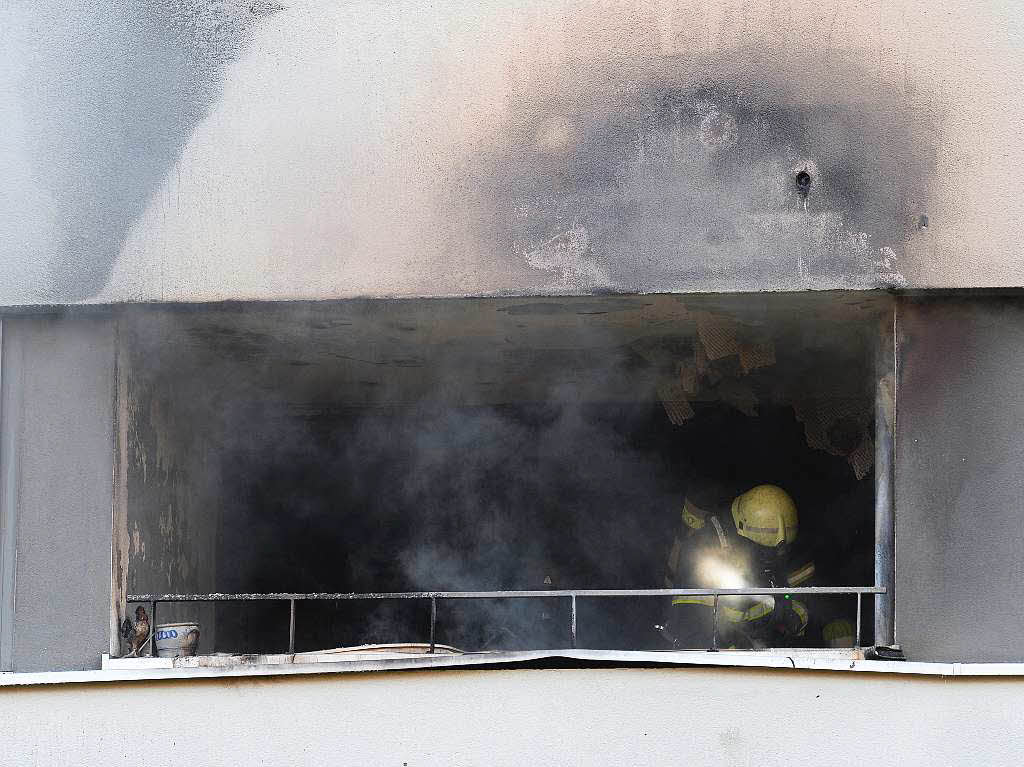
[498,299,650,315]
[464,48,939,293]
[17,1,286,300]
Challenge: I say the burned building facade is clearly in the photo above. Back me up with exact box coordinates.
[2,1,1024,764]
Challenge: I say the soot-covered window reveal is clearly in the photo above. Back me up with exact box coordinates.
[118,294,885,659]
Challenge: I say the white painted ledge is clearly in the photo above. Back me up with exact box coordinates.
[2,649,1024,687]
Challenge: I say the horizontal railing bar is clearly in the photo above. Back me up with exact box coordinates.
[127,587,885,602]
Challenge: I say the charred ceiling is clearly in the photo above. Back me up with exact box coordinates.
[122,294,884,408]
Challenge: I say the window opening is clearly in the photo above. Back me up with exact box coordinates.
[115,294,890,664]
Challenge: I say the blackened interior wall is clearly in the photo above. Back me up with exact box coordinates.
[121,339,219,654]
[896,297,1024,662]
[213,400,873,653]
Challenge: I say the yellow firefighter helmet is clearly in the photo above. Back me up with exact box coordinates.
[730,484,798,548]
[822,618,855,648]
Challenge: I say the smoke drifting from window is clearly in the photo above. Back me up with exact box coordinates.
[122,297,878,653]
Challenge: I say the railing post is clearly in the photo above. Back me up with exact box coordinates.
[288,599,296,654]
[429,597,436,654]
[570,594,577,649]
[853,592,861,650]
[710,594,719,652]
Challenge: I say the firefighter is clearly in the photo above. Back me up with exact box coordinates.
[659,484,815,649]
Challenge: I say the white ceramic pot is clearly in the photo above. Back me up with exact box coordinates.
[154,622,200,658]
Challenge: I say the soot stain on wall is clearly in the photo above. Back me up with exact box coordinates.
[20,10,940,302]
[19,1,284,301]
[465,49,938,294]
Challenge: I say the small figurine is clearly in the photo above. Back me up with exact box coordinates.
[120,605,151,657]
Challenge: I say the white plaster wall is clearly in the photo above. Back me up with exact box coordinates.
[2,667,1023,765]
[896,298,1024,662]
[0,316,115,672]
[1,1,1023,305]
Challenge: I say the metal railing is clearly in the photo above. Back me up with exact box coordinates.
[126,586,885,657]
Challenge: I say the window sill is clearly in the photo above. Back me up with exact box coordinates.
[3,649,1024,686]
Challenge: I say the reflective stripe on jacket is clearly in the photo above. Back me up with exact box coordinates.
[671,595,809,634]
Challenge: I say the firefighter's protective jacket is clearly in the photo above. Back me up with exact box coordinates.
[665,498,814,647]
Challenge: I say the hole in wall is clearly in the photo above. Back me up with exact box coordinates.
[795,170,812,197]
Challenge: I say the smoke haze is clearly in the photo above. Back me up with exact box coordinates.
[122,296,877,652]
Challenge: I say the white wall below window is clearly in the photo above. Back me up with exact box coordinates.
[1,666,1022,765]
